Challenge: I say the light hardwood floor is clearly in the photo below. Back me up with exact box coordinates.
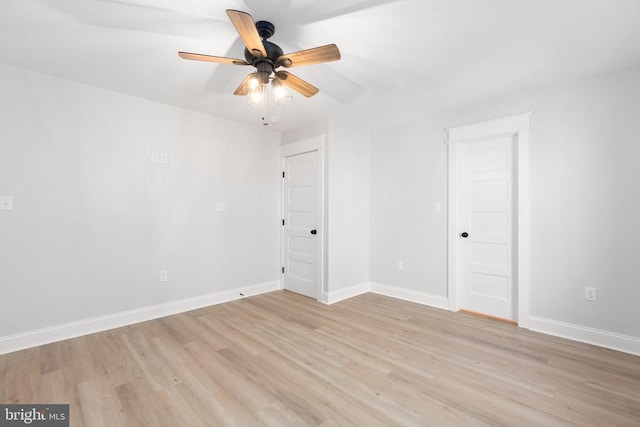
[1,291,639,426]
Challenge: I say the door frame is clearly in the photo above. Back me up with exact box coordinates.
[446,113,531,328]
[281,135,326,301]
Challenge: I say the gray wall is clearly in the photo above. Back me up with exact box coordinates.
[282,119,370,300]
[0,63,281,338]
[369,66,640,337]
[2,59,639,351]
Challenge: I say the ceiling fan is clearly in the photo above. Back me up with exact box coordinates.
[178,9,341,106]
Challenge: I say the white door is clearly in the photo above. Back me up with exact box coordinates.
[459,136,517,320]
[282,150,320,299]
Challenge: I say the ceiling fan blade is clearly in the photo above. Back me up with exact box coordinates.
[275,71,319,98]
[226,9,267,58]
[233,74,255,96]
[278,44,341,68]
[178,52,248,65]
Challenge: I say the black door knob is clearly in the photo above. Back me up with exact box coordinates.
[310,229,317,235]
[460,232,469,238]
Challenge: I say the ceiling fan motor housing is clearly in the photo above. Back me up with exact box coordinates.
[243,20,284,79]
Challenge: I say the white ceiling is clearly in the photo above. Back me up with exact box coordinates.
[1,0,639,130]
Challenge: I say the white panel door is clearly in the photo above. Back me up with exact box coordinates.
[459,136,517,320]
[283,150,319,299]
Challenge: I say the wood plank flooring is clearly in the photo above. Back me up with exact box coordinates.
[1,291,639,426]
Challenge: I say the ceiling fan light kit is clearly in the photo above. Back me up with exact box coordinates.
[272,79,292,106]
[178,9,341,124]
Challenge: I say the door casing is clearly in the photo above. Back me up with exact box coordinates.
[447,113,531,328]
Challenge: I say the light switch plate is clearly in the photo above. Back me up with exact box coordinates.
[0,196,13,211]
[151,151,160,163]
[216,202,226,212]
[160,152,168,164]
[433,202,441,213]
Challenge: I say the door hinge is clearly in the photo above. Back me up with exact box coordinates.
[281,266,285,274]
[282,171,285,178]
[282,219,285,226]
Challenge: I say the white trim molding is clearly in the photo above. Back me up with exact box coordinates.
[446,113,532,142]
[447,112,532,328]
[280,135,326,157]
[369,282,449,311]
[322,282,370,305]
[323,282,449,311]
[0,280,281,355]
[529,316,640,357]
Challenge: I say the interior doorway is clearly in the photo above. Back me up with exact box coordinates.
[281,136,325,300]
[447,113,531,327]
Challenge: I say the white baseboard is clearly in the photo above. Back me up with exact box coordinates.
[323,282,370,304]
[7,280,637,358]
[369,282,450,310]
[529,316,640,357]
[322,281,450,311]
[0,280,281,355]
